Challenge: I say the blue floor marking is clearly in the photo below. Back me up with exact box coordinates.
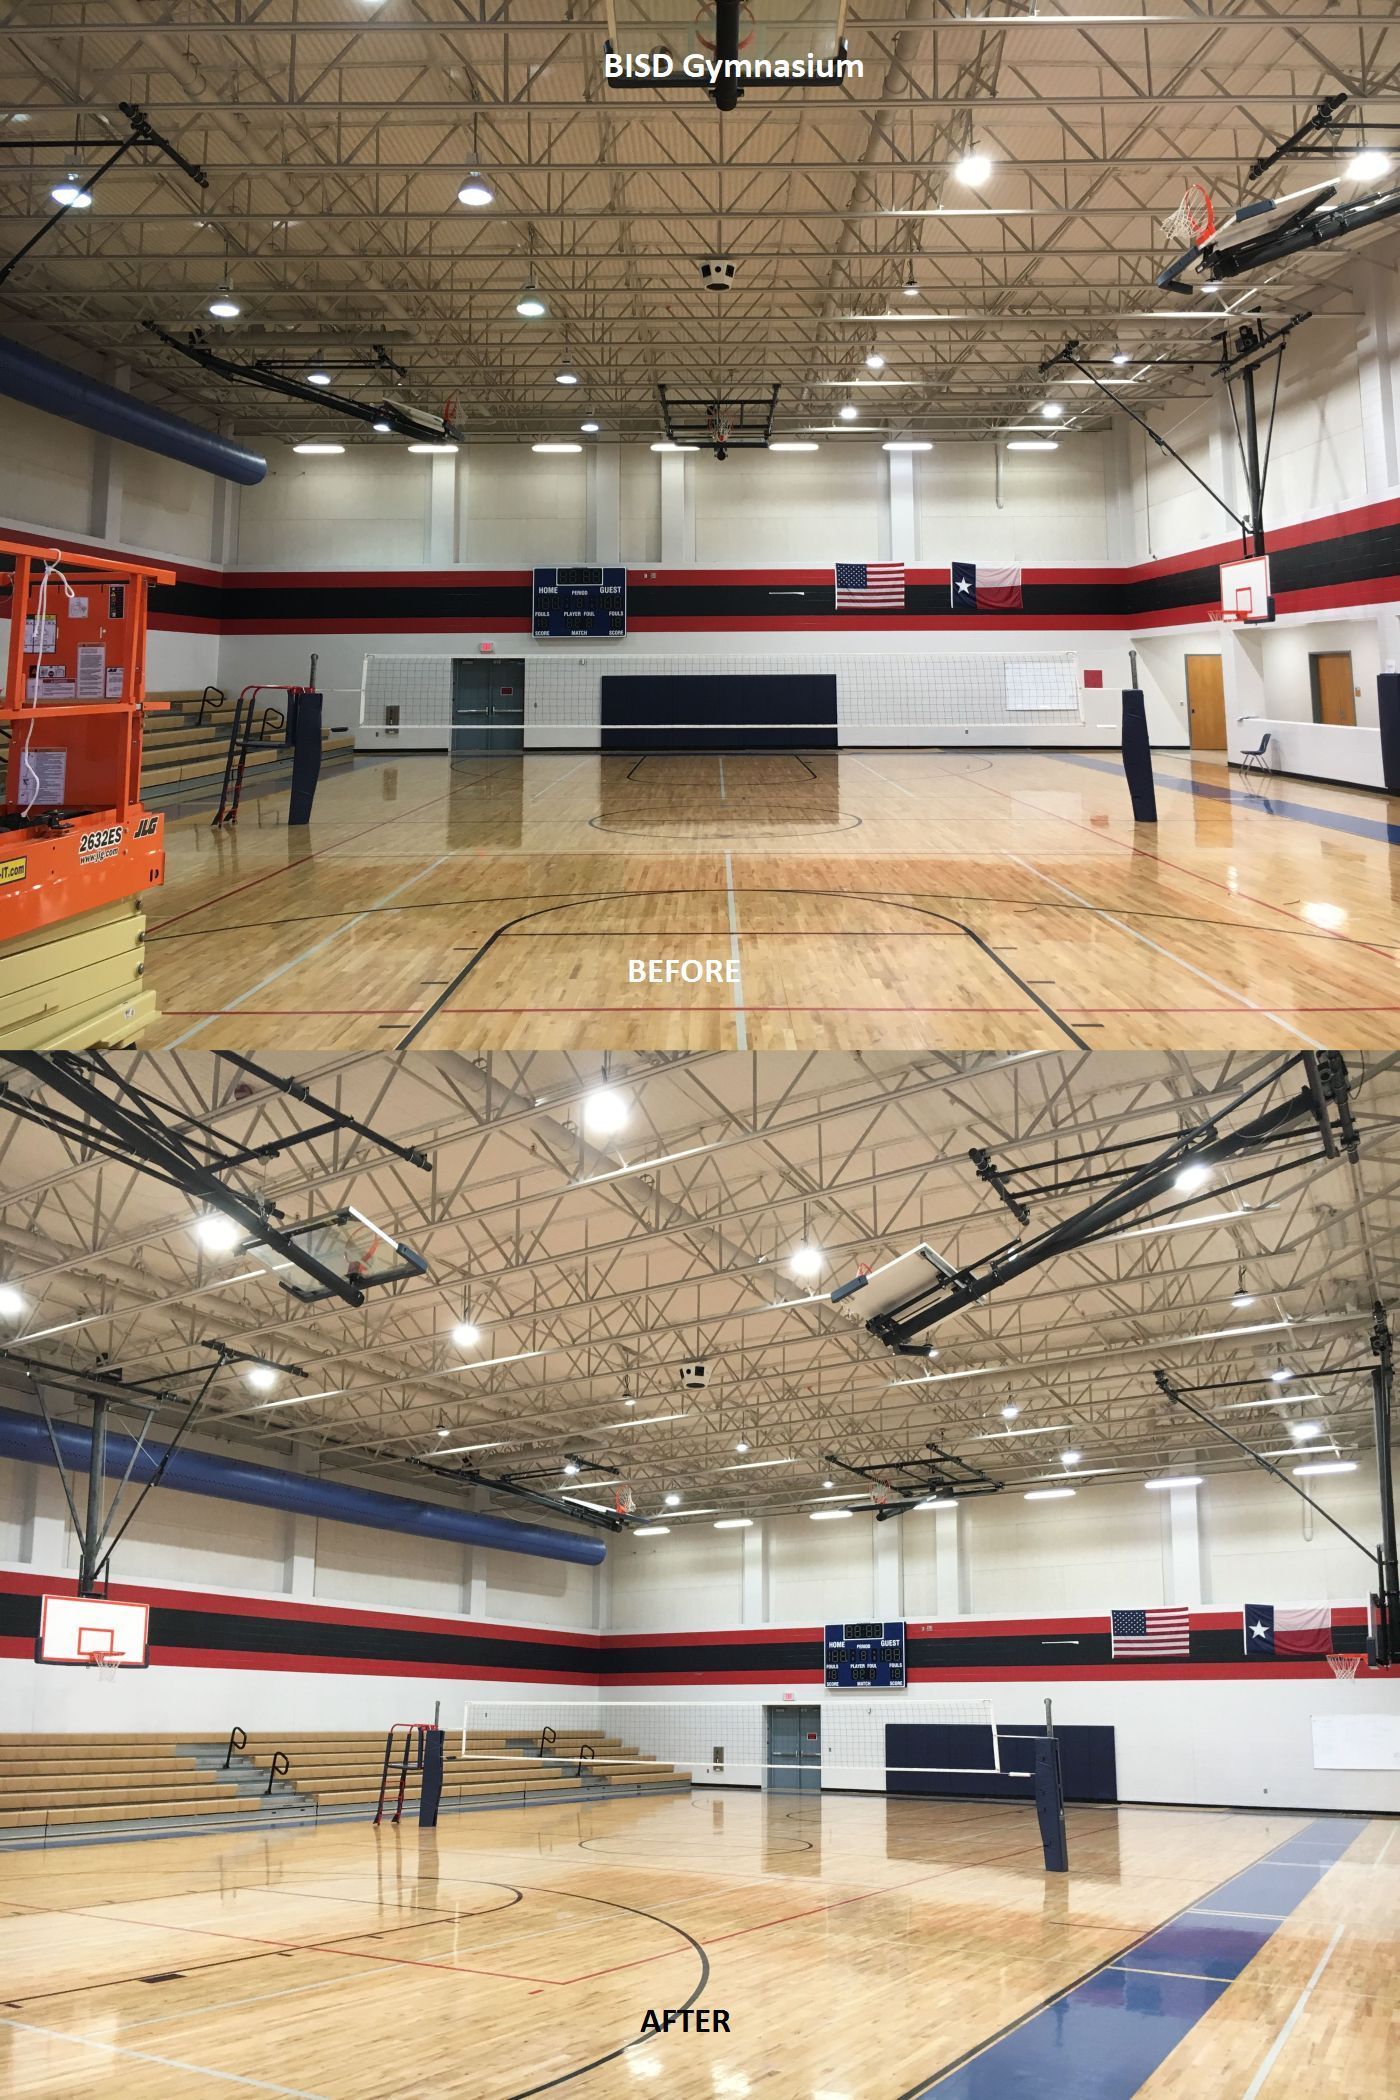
[1041,749,1400,847]
[910,1816,1366,2098]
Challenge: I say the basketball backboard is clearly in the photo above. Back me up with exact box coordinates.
[38,1594,150,1668]
[1220,553,1273,623]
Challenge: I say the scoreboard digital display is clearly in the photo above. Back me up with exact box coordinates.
[533,565,627,638]
[825,1619,906,1690]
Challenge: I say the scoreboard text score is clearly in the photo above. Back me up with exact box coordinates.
[532,566,627,637]
[825,1619,906,1690]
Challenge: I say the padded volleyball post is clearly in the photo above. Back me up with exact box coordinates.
[1378,672,1400,794]
[1033,1734,1069,1872]
[419,1727,445,1828]
[1120,688,1158,822]
[286,686,324,826]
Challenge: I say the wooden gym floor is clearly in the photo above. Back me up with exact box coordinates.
[0,1789,1394,2098]
[139,748,1400,1052]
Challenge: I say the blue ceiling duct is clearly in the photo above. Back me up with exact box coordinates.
[0,1404,605,1566]
[0,335,267,486]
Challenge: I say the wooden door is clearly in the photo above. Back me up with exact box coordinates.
[1310,651,1356,726]
[1185,654,1226,750]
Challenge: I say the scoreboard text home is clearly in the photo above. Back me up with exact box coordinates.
[532,566,627,637]
[825,1621,907,1689]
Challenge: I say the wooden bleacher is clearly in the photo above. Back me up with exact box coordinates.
[140,688,356,792]
[0,1727,688,1839]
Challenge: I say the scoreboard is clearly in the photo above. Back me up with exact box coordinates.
[825,1620,906,1690]
[533,565,627,638]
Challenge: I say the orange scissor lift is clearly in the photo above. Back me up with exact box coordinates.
[1,536,175,1047]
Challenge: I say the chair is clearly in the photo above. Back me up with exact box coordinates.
[1240,729,1272,782]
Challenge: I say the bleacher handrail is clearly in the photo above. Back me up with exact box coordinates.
[265,1749,290,1797]
[223,1725,246,1769]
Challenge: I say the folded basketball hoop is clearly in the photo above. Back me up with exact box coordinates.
[1326,1652,1361,1681]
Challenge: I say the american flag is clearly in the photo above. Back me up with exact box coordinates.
[835,561,905,609]
[1110,1607,1191,1658]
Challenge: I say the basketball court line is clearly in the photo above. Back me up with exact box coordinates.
[1239,1921,1347,2100]
[162,854,454,1048]
[723,850,748,1050]
[0,2016,332,2098]
[1005,855,1321,1047]
[1049,749,1400,848]
[902,1815,1367,2099]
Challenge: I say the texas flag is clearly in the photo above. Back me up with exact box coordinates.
[951,560,1023,611]
[1243,1603,1333,1657]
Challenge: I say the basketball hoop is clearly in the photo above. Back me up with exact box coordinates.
[1326,1652,1361,1682]
[696,0,755,51]
[1161,180,1215,251]
[90,1654,122,1684]
[614,1484,636,1518]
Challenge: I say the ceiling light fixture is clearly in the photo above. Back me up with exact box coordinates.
[306,370,332,386]
[1144,1475,1203,1490]
[243,1364,278,1392]
[1040,401,1064,420]
[822,1477,834,1489]
[1000,1404,1020,1421]
[194,1213,242,1254]
[516,281,548,318]
[580,421,600,433]
[810,1508,854,1521]
[555,370,579,386]
[451,1319,482,1349]
[563,1460,580,1477]
[436,1423,451,1439]
[457,173,494,207]
[0,1284,28,1319]
[1271,1368,1294,1384]
[714,1518,753,1529]
[664,1491,681,1507]
[532,442,582,453]
[1289,1421,1322,1441]
[1060,1448,1081,1466]
[865,351,886,371]
[902,273,919,298]
[1007,440,1058,451]
[650,441,700,452]
[51,176,92,208]
[837,403,860,422]
[788,1244,824,1279]
[582,1085,630,1136]
[1292,1460,1357,1477]
[954,152,992,186]
[1025,1487,1076,1501]
[883,440,932,451]
[633,1525,670,1537]
[1345,149,1392,183]
[1111,349,1132,366]
[208,286,241,320]
[735,1440,750,1454]
[769,441,819,451]
[292,442,344,455]
[407,441,459,454]
[372,420,392,433]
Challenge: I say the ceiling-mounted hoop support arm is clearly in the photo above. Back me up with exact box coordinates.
[419,1456,626,1533]
[868,1057,1347,1350]
[214,1053,432,1173]
[1370,1302,1399,1668]
[145,327,463,445]
[0,101,208,289]
[1153,1366,1377,1566]
[1246,91,1351,182]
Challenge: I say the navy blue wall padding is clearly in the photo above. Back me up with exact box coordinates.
[0,335,268,486]
[0,1405,605,1565]
[600,674,838,750]
[286,688,323,825]
[1121,688,1158,821]
[886,1721,1117,1803]
[1379,673,1400,794]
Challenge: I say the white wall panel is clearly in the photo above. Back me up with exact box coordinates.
[235,445,429,568]
[917,440,1110,563]
[461,450,588,565]
[609,1526,744,1630]
[692,448,884,563]
[767,1513,874,1623]
[962,1482,1168,1615]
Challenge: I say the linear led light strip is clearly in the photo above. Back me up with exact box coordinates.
[888,1317,1314,1390]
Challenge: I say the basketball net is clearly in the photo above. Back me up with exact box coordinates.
[707,402,734,450]
[1161,180,1215,250]
[614,1484,636,1517]
[90,1655,122,1683]
[1326,1652,1361,1681]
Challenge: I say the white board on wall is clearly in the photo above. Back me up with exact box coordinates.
[1006,659,1078,712]
[1311,1712,1400,1772]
